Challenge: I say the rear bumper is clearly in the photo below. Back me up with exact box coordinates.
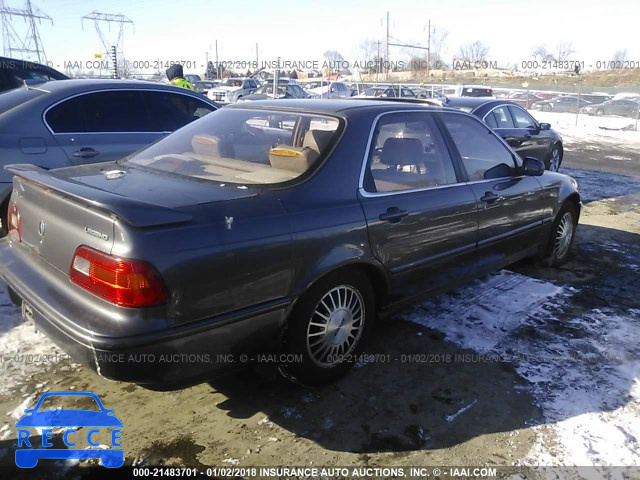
[0,240,288,385]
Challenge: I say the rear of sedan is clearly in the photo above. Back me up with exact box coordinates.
[0,105,345,385]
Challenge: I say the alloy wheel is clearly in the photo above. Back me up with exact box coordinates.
[306,285,365,367]
[554,212,575,260]
[550,147,561,172]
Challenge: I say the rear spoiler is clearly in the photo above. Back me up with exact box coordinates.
[6,164,193,228]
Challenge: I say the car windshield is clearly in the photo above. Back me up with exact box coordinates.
[37,395,101,412]
[364,87,388,96]
[126,108,342,186]
[256,85,286,96]
[222,79,243,87]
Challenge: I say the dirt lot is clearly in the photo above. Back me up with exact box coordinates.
[0,135,639,478]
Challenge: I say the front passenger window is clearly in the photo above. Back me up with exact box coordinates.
[440,113,517,181]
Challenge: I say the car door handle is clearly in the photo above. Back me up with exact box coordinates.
[480,192,502,204]
[379,207,408,223]
[72,147,100,158]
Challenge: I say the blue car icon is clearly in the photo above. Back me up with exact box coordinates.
[15,391,123,468]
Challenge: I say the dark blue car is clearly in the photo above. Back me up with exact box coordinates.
[445,97,564,171]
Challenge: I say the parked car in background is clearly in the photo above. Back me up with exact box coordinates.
[194,80,220,96]
[0,79,218,235]
[413,88,448,103]
[446,97,564,171]
[356,85,417,98]
[207,77,259,104]
[237,83,310,101]
[307,81,352,99]
[0,56,68,93]
[0,99,580,386]
[579,98,640,117]
[506,92,545,108]
[581,93,612,105]
[531,95,591,113]
[453,84,495,98]
[184,74,201,84]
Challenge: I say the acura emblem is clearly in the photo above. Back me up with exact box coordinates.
[37,220,46,237]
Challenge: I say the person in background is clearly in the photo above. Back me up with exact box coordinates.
[166,64,195,90]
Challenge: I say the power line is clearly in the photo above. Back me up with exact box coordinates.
[0,0,52,63]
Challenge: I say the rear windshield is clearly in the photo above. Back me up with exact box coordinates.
[126,107,342,186]
[461,88,493,97]
[0,87,47,115]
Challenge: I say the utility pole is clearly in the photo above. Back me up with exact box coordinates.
[256,42,259,70]
[0,0,52,63]
[385,11,389,80]
[81,11,134,77]
[376,40,381,82]
[215,39,219,79]
[427,19,431,78]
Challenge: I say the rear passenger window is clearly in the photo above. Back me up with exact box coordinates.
[364,113,458,193]
[142,91,215,132]
[47,91,147,133]
[441,113,517,181]
[488,106,515,128]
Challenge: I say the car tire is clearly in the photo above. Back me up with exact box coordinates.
[542,202,578,267]
[280,270,375,385]
[595,109,604,116]
[0,195,9,238]
[543,104,551,112]
[548,144,563,172]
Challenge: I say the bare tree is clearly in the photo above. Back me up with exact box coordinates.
[555,42,575,62]
[429,27,448,67]
[323,50,345,64]
[359,40,377,63]
[117,58,137,79]
[532,45,554,62]
[612,49,627,63]
[457,41,489,63]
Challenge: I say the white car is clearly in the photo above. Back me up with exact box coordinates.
[207,77,259,104]
[307,81,352,99]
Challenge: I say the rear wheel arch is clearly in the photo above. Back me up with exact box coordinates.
[291,261,390,314]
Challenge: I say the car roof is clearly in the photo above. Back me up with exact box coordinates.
[226,98,455,115]
[445,97,498,109]
[13,78,208,94]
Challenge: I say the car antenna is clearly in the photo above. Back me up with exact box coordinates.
[22,80,51,93]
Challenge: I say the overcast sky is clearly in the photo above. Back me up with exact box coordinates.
[4,0,639,73]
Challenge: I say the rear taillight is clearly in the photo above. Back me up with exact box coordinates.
[70,246,168,307]
[7,199,21,243]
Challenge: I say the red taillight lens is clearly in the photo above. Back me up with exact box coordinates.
[69,246,168,308]
[7,199,21,243]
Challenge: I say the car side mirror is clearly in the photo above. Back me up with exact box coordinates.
[523,157,545,176]
[539,122,551,131]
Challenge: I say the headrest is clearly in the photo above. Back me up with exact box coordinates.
[269,146,312,174]
[303,129,334,154]
[379,137,423,166]
[192,135,234,158]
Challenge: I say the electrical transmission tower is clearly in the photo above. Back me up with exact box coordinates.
[81,11,134,76]
[0,0,52,63]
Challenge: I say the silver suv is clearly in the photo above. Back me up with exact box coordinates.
[207,77,258,104]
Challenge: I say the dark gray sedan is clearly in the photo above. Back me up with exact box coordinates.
[0,79,219,235]
[0,100,581,386]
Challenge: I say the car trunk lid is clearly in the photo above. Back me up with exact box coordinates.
[6,163,258,274]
